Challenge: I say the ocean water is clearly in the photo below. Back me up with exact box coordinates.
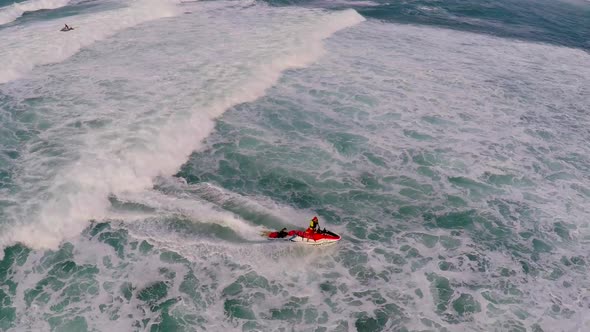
[0,0,589,331]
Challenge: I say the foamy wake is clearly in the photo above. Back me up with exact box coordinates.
[0,0,180,84]
[104,182,267,241]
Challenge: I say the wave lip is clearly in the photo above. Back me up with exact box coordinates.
[0,0,71,25]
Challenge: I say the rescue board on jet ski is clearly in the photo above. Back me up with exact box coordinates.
[262,229,341,246]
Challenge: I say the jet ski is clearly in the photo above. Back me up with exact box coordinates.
[265,228,341,246]
[60,26,74,32]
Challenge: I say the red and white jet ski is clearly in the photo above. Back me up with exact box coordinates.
[265,228,341,246]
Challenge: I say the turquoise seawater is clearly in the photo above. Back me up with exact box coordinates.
[0,0,589,331]
[265,0,590,50]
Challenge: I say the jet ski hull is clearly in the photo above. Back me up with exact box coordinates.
[266,229,341,246]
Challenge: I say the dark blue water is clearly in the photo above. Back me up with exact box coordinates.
[266,0,590,50]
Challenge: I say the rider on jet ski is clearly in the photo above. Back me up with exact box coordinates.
[276,228,289,238]
[271,216,320,238]
[307,216,320,233]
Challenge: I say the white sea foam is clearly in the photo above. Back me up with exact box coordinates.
[154,177,319,229]
[116,188,267,241]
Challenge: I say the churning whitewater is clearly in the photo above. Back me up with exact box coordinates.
[0,0,589,331]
